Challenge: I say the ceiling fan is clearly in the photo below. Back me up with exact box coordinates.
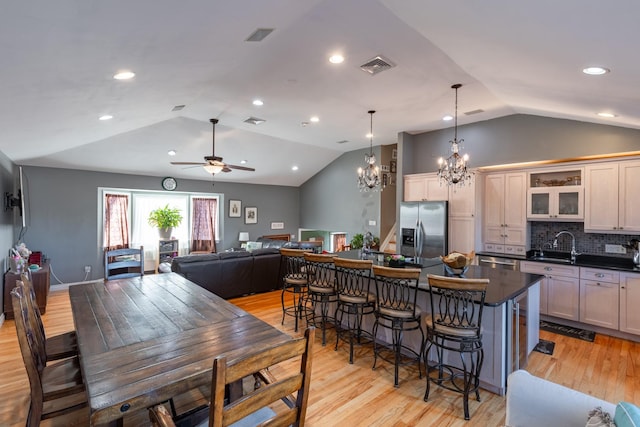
[170,118,255,175]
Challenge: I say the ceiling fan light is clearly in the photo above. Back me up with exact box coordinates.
[204,164,224,174]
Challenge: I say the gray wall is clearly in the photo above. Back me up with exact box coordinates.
[20,166,299,285]
[0,151,16,316]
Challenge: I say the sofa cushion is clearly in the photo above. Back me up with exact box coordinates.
[614,402,640,427]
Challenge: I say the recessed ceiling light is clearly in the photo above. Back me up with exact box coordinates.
[240,160,247,164]
[329,54,344,64]
[597,112,617,118]
[98,115,113,121]
[291,165,299,171]
[252,99,264,106]
[113,71,135,80]
[583,66,610,75]
[310,116,319,123]
[442,115,453,121]
[168,150,177,156]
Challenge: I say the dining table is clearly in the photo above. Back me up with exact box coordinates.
[69,272,292,427]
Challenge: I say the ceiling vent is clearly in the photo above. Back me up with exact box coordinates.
[360,55,396,75]
[244,117,266,125]
[246,28,274,42]
[171,105,185,111]
[464,109,484,116]
[336,140,349,144]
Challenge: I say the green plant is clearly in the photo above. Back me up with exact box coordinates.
[148,204,183,229]
[350,233,364,249]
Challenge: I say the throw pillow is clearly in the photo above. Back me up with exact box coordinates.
[614,402,640,427]
[587,407,616,427]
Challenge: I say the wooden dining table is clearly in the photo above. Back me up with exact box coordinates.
[69,272,292,427]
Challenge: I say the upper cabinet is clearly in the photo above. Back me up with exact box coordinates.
[584,160,640,233]
[483,172,528,255]
[527,168,584,221]
[404,173,448,202]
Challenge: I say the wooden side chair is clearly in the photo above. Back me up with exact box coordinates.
[148,327,315,427]
[20,272,78,362]
[104,246,144,280]
[424,274,489,420]
[11,285,87,427]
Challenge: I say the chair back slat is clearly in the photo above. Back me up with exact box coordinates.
[373,265,421,316]
[19,273,48,362]
[104,246,144,280]
[303,253,335,290]
[333,257,373,298]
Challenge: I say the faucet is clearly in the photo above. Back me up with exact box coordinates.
[553,231,579,263]
[539,241,554,257]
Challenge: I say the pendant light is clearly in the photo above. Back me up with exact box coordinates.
[357,110,382,192]
[437,84,472,187]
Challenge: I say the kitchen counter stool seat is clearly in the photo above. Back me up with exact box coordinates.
[280,248,313,332]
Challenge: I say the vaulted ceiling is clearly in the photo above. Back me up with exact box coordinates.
[1,1,638,186]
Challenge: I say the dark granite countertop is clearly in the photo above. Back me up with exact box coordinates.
[478,250,640,273]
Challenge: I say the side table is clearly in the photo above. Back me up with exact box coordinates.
[3,263,50,319]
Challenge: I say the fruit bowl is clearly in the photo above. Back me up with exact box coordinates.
[440,251,474,276]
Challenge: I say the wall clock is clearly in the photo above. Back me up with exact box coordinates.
[162,177,177,191]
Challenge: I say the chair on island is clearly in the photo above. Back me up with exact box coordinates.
[372,265,424,387]
[303,252,337,345]
[333,257,375,364]
[280,248,312,332]
[423,274,489,421]
[104,246,144,280]
[148,327,315,427]
[20,272,78,362]
[11,285,87,426]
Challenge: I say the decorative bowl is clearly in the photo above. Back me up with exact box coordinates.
[440,251,475,270]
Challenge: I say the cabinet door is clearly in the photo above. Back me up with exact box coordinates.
[503,172,527,228]
[404,176,425,201]
[449,179,475,217]
[424,176,448,201]
[528,188,551,219]
[620,273,640,335]
[556,187,583,219]
[619,160,640,232]
[448,216,475,254]
[484,174,505,229]
[584,163,619,231]
[547,275,580,321]
[579,280,619,329]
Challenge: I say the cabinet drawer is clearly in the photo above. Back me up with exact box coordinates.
[504,245,526,256]
[484,243,504,253]
[580,267,619,283]
[519,261,579,278]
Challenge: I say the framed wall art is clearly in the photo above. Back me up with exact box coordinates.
[270,221,284,230]
[245,207,258,224]
[229,200,242,217]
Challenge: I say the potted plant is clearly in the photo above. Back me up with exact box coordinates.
[148,204,183,239]
[350,233,364,249]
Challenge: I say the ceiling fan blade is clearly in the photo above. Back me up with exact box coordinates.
[221,167,232,173]
[171,161,206,166]
[226,164,256,172]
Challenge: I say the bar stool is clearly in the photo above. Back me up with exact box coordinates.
[280,248,312,332]
[303,252,337,345]
[333,257,375,364]
[423,274,489,420]
[372,265,424,387]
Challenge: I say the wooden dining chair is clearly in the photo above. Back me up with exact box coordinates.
[104,246,144,280]
[11,285,88,427]
[148,327,315,427]
[20,272,78,362]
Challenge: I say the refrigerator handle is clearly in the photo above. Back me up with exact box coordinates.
[416,220,423,258]
[414,220,419,257]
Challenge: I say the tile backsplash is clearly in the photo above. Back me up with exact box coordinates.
[530,222,639,259]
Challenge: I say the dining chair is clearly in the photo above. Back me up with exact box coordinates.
[11,285,88,427]
[423,274,489,420]
[372,265,424,387]
[333,257,375,364]
[280,248,312,332]
[303,252,337,345]
[148,327,315,427]
[20,272,78,362]
[104,246,144,280]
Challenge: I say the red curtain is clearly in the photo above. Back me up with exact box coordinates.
[104,194,130,251]
[191,198,217,253]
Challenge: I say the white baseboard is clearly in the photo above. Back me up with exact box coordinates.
[50,279,104,292]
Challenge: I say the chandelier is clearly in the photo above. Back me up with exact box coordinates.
[357,110,382,192]
[437,83,472,187]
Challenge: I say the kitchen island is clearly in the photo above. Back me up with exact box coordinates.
[336,251,544,395]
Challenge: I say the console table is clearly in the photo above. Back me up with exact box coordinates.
[3,263,50,319]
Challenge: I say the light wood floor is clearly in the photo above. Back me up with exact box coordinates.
[1,287,639,426]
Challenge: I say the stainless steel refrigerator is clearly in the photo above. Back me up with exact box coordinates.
[399,201,448,261]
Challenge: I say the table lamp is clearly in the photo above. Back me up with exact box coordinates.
[239,232,249,244]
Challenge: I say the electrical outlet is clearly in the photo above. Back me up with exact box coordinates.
[84,265,91,273]
[605,244,626,254]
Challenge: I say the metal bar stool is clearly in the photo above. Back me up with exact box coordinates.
[372,265,424,387]
[333,257,375,364]
[280,248,312,332]
[424,274,489,420]
[303,252,337,345]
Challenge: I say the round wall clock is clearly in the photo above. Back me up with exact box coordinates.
[162,177,177,191]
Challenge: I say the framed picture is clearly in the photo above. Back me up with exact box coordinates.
[270,221,284,230]
[383,173,388,187]
[392,148,397,160]
[381,164,390,172]
[229,200,241,217]
[245,207,258,224]
[390,160,397,173]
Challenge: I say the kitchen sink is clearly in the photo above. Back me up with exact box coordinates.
[528,256,572,264]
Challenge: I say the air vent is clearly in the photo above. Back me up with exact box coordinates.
[464,109,484,115]
[360,55,396,75]
[246,28,274,42]
[336,140,349,144]
[171,105,185,111]
[244,117,266,125]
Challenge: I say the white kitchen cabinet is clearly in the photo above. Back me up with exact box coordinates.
[579,268,620,329]
[620,272,640,335]
[448,178,476,253]
[483,172,528,254]
[404,173,448,202]
[520,261,549,315]
[527,186,583,220]
[584,160,640,233]
[520,261,579,321]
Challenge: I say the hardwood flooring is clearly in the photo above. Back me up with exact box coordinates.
[1,287,639,426]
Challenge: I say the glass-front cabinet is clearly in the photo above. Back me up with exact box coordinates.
[527,168,584,221]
